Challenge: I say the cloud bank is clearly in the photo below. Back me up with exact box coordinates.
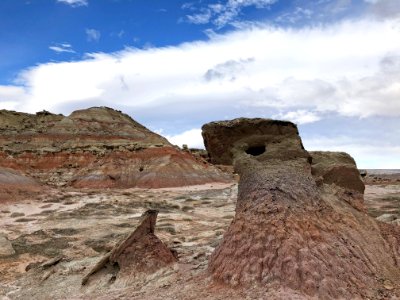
[2,18,399,117]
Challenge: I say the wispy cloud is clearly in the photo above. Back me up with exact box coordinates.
[49,43,76,53]
[273,110,321,124]
[85,28,101,42]
[187,11,212,24]
[275,7,314,24]
[57,0,88,7]
[184,0,278,27]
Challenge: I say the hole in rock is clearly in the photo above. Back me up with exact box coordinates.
[245,145,266,156]
[139,166,144,172]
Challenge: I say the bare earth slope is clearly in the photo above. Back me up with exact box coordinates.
[0,167,43,202]
[0,107,228,188]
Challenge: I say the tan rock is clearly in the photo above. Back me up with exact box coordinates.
[82,209,177,285]
[0,233,15,257]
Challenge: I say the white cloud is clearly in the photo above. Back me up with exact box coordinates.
[0,86,27,111]
[49,43,75,53]
[86,29,101,42]
[275,7,314,24]
[204,58,254,81]
[166,129,204,148]
[187,11,212,24]
[184,0,277,27]
[57,0,88,7]
[274,110,321,124]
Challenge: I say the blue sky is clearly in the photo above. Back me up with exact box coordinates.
[0,0,400,168]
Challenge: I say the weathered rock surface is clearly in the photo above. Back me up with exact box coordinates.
[310,151,365,211]
[311,151,365,193]
[0,233,15,257]
[202,118,306,165]
[0,107,228,188]
[0,167,43,202]
[204,118,400,299]
[82,209,177,285]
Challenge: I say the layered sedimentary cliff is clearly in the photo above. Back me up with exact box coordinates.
[0,107,228,189]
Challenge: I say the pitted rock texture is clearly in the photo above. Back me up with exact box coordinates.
[310,151,366,211]
[202,118,308,165]
[82,210,177,285]
[0,107,228,188]
[205,118,400,299]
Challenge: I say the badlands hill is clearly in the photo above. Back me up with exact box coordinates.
[0,107,228,190]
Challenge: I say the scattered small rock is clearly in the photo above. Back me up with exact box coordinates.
[10,212,25,218]
[40,255,63,269]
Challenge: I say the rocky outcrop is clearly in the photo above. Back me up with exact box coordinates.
[202,118,306,165]
[204,118,400,299]
[82,210,177,285]
[310,151,365,193]
[0,107,229,188]
[310,151,365,211]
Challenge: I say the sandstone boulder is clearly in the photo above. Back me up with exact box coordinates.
[310,151,365,193]
[310,151,365,211]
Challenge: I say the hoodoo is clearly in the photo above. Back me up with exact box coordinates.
[203,118,400,299]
